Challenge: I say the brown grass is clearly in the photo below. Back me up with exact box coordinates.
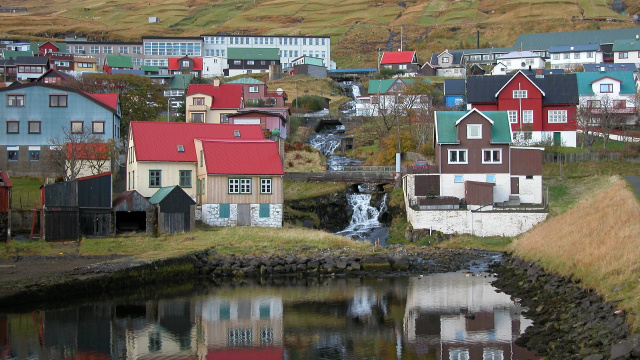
[510,176,640,331]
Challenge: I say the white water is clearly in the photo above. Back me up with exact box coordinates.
[351,84,361,98]
[336,193,387,240]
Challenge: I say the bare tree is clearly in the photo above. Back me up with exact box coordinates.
[575,100,598,153]
[45,126,119,181]
[591,95,628,149]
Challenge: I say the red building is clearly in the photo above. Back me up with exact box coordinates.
[466,71,579,147]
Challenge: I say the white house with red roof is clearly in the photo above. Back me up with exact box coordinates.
[195,139,284,227]
[185,80,244,123]
[380,50,420,76]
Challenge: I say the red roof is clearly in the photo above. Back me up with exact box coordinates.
[187,84,243,109]
[168,57,203,71]
[130,122,264,162]
[66,142,111,160]
[83,92,119,111]
[380,51,417,65]
[202,140,284,175]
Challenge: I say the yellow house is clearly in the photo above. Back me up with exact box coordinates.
[185,79,244,124]
[73,54,98,72]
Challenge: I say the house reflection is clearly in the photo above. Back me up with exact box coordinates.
[403,273,540,360]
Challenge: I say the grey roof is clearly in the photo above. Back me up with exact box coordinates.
[459,47,515,55]
[15,56,48,65]
[444,79,466,96]
[583,63,638,72]
[430,50,464,66]
[496,51,542,59]
[112,69,145,75]
[548,44,601,53]
[512,27,640,51]
[466,73,578,105]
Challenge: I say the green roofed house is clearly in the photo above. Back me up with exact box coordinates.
[356,77,430,116]
[149,185,196,234]
[402,108,546,237]
[104,55,133,74]
[2,50,33,60]
[613,39,640,66]
[575,71,638,126]
[225,48,280,77]
[30,41,67,56]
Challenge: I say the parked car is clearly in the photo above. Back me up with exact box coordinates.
[413,160,428,167]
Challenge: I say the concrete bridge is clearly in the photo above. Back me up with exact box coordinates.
[297,115,366,132]
[285,166,397,191]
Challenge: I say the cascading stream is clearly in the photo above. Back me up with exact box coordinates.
[336,193,388,242]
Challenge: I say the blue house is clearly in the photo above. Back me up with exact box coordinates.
[0,82,121,177]
[443,79,466,108]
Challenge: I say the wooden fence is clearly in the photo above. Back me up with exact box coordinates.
[543,152,640,164]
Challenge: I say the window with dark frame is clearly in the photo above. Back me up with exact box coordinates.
[29,150,40,161]
[7,148,18,161]
[49,95,67,107]
[179,170,192,187]
[6,121,19,134]
[92,121,105,134]
[149,170,161,187]
[7,94,24,107]
[71,121,84,133]
[28,121,41,134]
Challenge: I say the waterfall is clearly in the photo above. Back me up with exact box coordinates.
[308,124,363,171]
[336,193,387,240]
[351,84,361,98]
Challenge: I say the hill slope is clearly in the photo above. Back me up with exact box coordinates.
[0,0,637,66]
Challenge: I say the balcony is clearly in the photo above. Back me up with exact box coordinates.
[588,107,636,115]
[188,104,208,112]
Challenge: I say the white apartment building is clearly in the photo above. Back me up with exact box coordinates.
[495,51,546,72]
[548,44,603,70]
[201,34,331,70]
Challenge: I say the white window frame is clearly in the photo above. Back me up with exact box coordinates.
[448,149,468,164]
[260,178,272,194]
[548,110,567,123]
[229,178,251,194]
[513,90,528,99]
[482,149,502,164]
[522,110,533,123]
[249,86,259,93]
[467,124,482,139]
[507,110,518,124]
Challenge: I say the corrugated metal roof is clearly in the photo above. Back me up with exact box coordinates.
[613,39,640,52]
[130,122,264,162]
[575,71,637,95]
[227,48,279,60]
[3,50,33,60]
[380,51,417,65]
[106,55,133,68]
[16,56,48,65]
[186,83,243,109]
[149,186,177,204]
[227,77,265,84]
[168,74,194,90]
[444,79,465,96]
[168,57,203,70]
[83,93,119,111]
[496,51,542,59]
[512,28,640,51]
[466,73,578,105]
[435,110,511,144]
[548,44,600,53]
[202,140,284,175]
[583,63,637,72]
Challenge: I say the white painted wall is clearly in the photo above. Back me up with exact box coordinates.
[440,173,511,203]
[200,203,282,227]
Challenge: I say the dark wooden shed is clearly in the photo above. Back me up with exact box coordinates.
[112,190,155,234]
[149,186,195,234]
[77,173,112,237]
[464,181,494,206]
[0,171,13,241]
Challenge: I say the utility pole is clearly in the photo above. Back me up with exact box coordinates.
[400,25,403,52]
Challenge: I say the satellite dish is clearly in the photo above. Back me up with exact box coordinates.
[276,88,283,95]
[521,62,526,67]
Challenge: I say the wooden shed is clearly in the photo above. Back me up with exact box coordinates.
[112,190,155,234]
[0,171,13,241]
[149,186,195,234]
[77,173,112,237]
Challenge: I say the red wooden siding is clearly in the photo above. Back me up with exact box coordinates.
[414,175,440,196]
[465,181,494,205]
[511,148,542,175]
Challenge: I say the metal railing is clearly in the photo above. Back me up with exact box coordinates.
[332,165,396,172]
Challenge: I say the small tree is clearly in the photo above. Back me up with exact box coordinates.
[591,95,627,149]
[45,126,119,181]
[575,101,597,153]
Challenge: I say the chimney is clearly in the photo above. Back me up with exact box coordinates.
[213,77,220,86]
[536,69,543,75]
[600,66,605,72]
[570,46,574,51]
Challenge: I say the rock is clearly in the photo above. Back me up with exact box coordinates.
[611,339,635,360]
[582,354,604,360]
[336,257,348,270]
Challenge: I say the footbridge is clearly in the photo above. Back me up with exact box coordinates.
[285,166,397,190]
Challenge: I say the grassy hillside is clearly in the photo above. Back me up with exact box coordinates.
[0,0,635,67]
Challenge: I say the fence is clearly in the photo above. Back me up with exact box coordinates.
[543,152,640,164]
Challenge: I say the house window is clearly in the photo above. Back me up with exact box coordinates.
[199,150,204,167]
[191,113,204,123]
[89,45,100,54]
[149,170,161,187]
[259,203,270,218]
[486,175,496,183]
[219,204,230,218]
[71,121,84,133]
[587,52,594,58]
[193,97,205,105]
[233,60,241,65]
[507,110,518,123]
[6,121,19,134]
[133,46,142,54]
[179,170,192,187]
[613,100,626,109]
[513,90,528,99]
[177,145,184,152]
[7,147,18,161]
[552,54,560,60]
[249,86,259,93]
[548,110,567,123]
[29,149,40,161]
[563,53,570,59]
[260,178,272,194]
[92,121,105,134]
[587,100,601,108]
[28,121,41,134]
[482,149,502,164]
[221,114,230,124]
[574,53,580,59]
[600,84,613,93]
[182,60,190,67]
[103,46,113,54]
[454,175,463,183]
[441,57,449,63]
[448,149,468,164]
[620,52,628,59]
[522,110,533,123]
[7,94,24,107]
[247,60,254,65]
[118,46,129,54]
[467,124,482,139]
[229,178,251,194]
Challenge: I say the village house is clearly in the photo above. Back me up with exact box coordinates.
[548,44,603,70]
[355,77,430,116]
[185,80,244,123]
[466,70,579,147]
[575,70,638,126]
[226,77,288,107]
[168,55,203,76]
[495,51,545,72]
[613,38,640,68]
[225,48,280,77]
[16,56,49,81]
[403,108,547,237]
[103,55,133,74]
[429,50,466,77]
[379,50,421,76]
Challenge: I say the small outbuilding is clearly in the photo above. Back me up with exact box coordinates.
[149,186,195,234]
[112,190,155,234]
[0,171,13,241]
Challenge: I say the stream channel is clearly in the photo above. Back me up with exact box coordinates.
[0,257,541,360]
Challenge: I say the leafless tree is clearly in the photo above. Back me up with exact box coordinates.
[591,95,628,149]
[45,126,119,181]
[575,100,598,153]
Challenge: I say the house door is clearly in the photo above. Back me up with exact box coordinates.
[511,177,520,195]
[237,204,251,226]
[553,132,562,146]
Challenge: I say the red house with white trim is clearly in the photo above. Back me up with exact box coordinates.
[380,50,420,76]
[466,71,579,147]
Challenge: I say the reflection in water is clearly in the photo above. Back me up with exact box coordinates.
[0,274,540,360]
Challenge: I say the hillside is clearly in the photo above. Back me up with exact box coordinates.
[0,0,637,67]
[510,176,640,331]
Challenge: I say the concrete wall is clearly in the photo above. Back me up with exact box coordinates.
[515,175,543,204]
[199,203,282,227]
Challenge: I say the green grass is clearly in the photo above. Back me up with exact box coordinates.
[284,180,347,201]
[9,177,43,210]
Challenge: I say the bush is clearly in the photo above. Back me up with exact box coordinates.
[292,95,327,112]
[417,142,435,156]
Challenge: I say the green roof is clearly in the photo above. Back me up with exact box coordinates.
[575,71,637,96]
[168,74,194,90]
[30,41,67,53]
[149,186,178,204]
[106,55,133,68]
[3,50,33,60]
[141,65,160,73]
[613,39,640,52]
[227,48,280,60]
[367,78,430,95]
[435,110,512,144]
[513,27,640,51]
[227,77,265,84]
